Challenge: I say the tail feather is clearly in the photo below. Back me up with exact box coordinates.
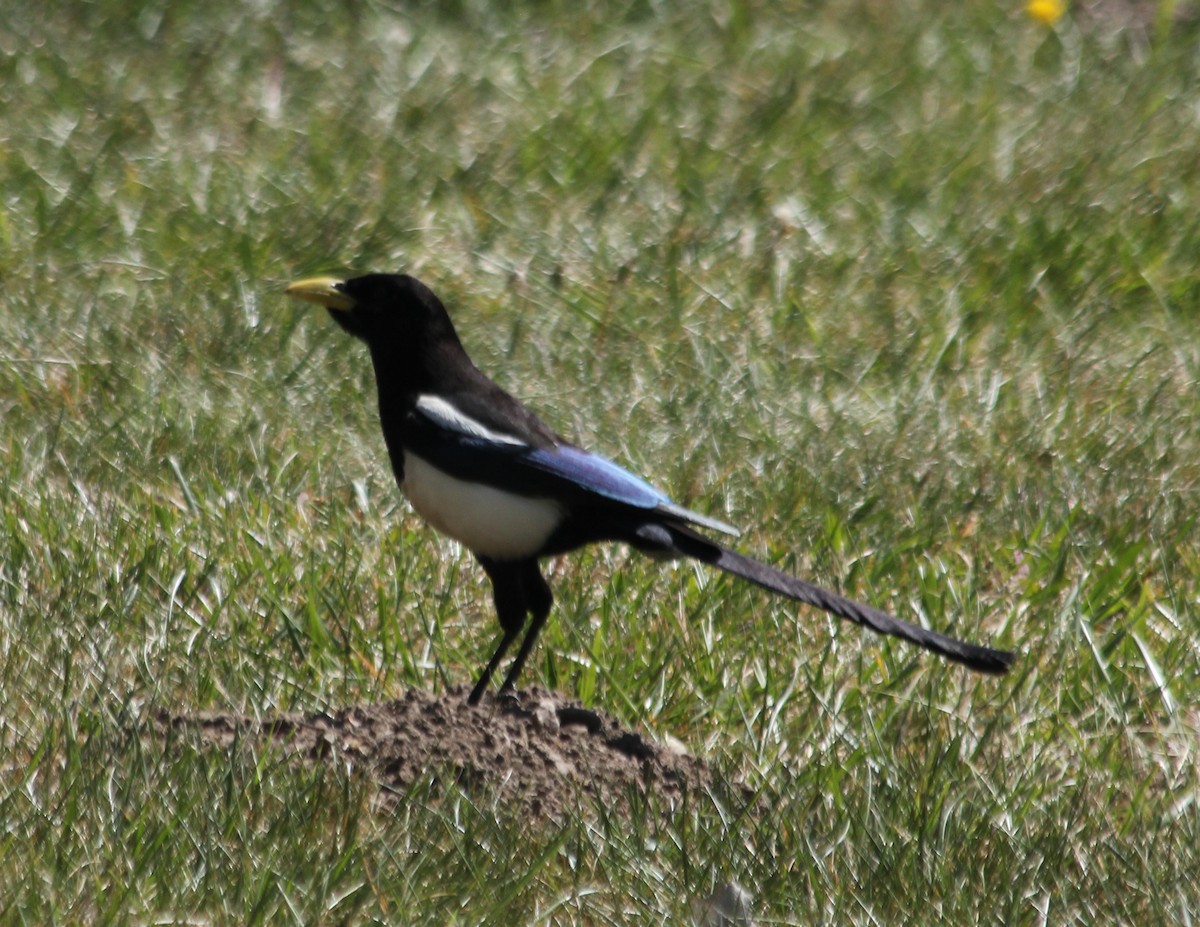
[643,523,1013,674]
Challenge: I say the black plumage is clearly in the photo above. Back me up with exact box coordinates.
[286,273,1013,704]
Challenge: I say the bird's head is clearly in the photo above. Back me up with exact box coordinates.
[285,273,461,352]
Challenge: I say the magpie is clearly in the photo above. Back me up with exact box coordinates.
[286,273,1014,704]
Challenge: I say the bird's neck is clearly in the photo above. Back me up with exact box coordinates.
[367,338,480,448]
[367,335,473,392]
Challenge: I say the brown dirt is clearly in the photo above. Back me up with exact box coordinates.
[154,686,744,820]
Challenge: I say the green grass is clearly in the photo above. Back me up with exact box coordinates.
[3,0,1200,922]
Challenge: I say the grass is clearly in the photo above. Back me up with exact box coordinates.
[3,0,1200,922]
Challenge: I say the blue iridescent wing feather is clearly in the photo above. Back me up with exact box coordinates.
[403,403,739,536]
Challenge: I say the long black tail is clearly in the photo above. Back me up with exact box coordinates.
[635,523,1014,674]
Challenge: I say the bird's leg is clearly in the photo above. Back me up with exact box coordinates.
[469,628,519,705]
[468,558,528,705]
[497,561,553,697]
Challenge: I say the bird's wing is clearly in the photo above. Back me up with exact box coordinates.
[523,445,741,536]
[404,395,740,536]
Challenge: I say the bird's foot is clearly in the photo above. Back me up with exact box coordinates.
[496,684,523,709]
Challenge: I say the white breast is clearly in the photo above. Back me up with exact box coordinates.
[402,452,564,560]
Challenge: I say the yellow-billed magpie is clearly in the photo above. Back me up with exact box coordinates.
[286,273,1014,704]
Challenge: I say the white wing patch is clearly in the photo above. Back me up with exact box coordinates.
[415,394,527,446]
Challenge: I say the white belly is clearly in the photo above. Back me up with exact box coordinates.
[402,452,563,560]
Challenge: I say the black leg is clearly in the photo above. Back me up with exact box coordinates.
[468,557,530,706]
[498,561,553,695]
[468,626,519,705]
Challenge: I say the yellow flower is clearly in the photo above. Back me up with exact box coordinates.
[1026,0,1066,25]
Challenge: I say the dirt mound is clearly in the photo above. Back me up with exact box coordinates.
[155,686,739,819]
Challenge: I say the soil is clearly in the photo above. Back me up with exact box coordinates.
[155,686,743,820]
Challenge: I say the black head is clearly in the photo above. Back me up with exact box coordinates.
[285,273,462,350]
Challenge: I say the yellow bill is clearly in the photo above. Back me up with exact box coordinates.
[285,276,355,311]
